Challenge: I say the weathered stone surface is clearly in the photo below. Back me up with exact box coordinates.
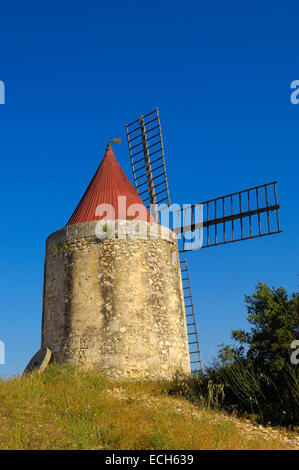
[41,220,191,379]
[23,347,51,375]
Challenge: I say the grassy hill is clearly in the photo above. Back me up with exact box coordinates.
[0,364,297,450]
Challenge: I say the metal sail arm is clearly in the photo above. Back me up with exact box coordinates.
[180,259,203,372]
[126,108,171,209]
[175,181,281,252]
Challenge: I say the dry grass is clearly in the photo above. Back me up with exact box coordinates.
[0,364,295,450]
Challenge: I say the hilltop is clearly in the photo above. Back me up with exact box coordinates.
[0,364,298,450]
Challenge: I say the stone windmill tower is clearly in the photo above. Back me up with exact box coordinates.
[40,142,191,379]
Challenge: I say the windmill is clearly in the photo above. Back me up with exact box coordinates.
[125,108,282,373]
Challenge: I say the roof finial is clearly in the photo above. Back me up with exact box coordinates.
[106,139,112,151]
[106,138,121,151]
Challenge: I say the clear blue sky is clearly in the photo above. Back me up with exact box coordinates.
[0,1,298,376]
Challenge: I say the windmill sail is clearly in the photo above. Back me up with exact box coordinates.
[180,259,203,372]
[126,108,203,372]
[126,107,282,373]
[126,108,171,209]
[175,181,281,252]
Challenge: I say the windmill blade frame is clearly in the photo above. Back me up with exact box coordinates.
[180,259,203,372]
[175,181,281,252]
[126,107,282,373]
[126,108,171,209]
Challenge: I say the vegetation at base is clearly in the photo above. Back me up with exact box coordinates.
[0,363,292,450]
[195,281,299,427]
[0,281,297,449]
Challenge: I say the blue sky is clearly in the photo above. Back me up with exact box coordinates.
[0,1,298,376]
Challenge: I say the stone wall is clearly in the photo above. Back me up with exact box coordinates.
[42,220,191,379]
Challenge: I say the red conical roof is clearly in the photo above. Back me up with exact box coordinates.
[67,144,154,226]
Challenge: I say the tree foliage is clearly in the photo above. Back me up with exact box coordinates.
[207,281,299,426]
[230,282,299,375]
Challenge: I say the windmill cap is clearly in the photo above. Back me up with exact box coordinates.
[66,144,156,226]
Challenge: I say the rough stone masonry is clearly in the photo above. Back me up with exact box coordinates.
[41,220,191,379]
